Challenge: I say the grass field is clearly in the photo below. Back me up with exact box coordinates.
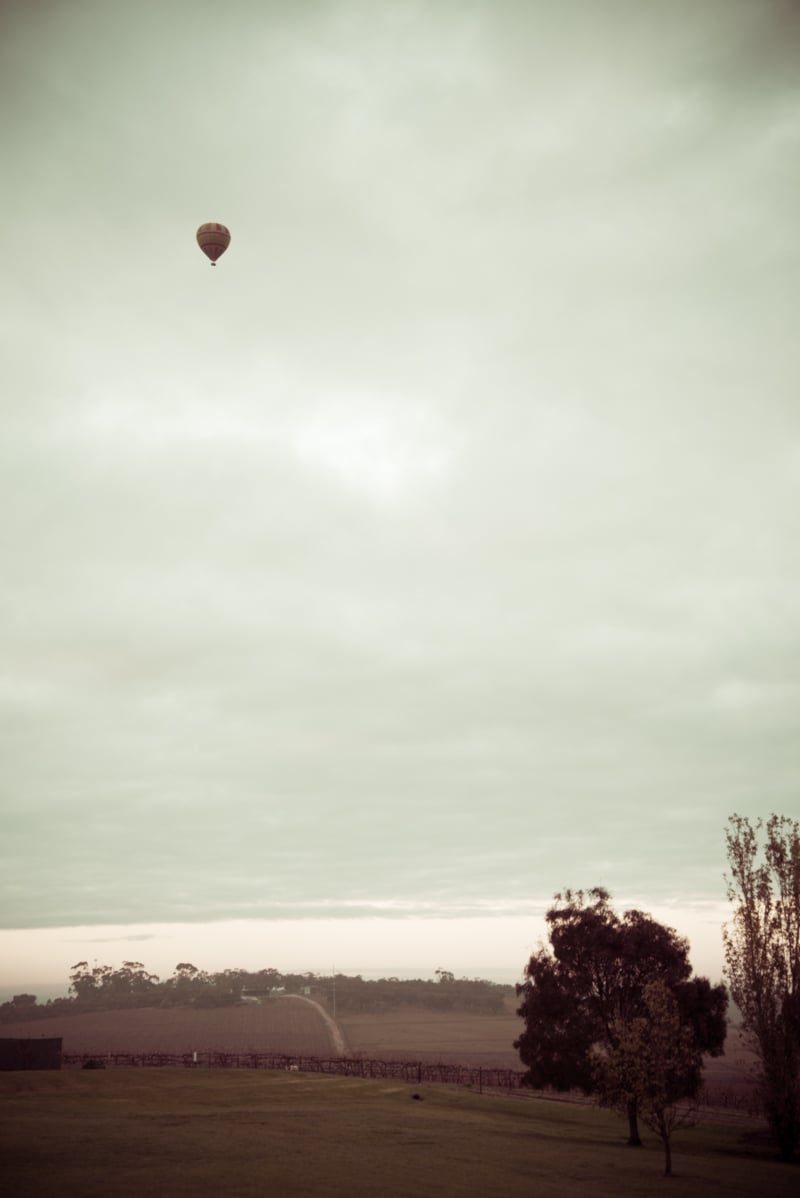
[4,1000,758,1104]
[337,1003,758,1100]
[338,1003,523,1067]
[0,1068,793,1198]
[3,1000,523,1065]
[3,999,334,1057]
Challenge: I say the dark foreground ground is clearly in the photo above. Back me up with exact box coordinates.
[0,1069,795,1198]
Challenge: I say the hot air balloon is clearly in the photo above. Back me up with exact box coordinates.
[196,222,230,266]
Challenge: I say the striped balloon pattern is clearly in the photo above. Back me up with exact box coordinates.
[196,223,231,265]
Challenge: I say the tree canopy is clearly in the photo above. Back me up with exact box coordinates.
[515,888,727,1146]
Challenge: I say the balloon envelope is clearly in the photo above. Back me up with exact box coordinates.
[196,222,230,264]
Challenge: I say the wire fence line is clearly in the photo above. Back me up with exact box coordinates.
[64,1051,522,1089]
[60,1050,762,1116]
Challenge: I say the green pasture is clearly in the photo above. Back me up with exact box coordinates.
[0,1068,793,1197]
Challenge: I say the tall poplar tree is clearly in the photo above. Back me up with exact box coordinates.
[724,813,800,1161]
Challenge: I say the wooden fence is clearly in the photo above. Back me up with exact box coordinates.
[59,1050,763,1115]
[62,1051,521,1090]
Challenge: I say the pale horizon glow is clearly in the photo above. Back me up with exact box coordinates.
[0,899,729,994]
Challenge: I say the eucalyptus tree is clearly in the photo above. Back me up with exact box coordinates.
[515,888,727,1146]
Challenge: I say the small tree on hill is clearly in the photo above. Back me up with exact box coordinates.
[69,961,107,1004]
[11,993,37,1008]
[597,980,701,1176]
[0,994,40,1024]
[723,813,800,1161]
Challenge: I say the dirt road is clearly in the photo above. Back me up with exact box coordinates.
[279,994,347,1056]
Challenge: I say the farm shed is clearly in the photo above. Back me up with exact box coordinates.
[0,1037,63,1071]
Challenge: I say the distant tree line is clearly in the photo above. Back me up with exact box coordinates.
[0,962,511,1023]
[317,970,511,1014]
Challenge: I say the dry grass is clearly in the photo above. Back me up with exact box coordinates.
[5,1001,759,1104]
[338,1005,758,1096]
[338,1001,523,1067]
[0,1068,794,1198]
[4,999,334,1057]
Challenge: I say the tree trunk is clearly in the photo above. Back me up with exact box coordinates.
[626,1098,642,1146]
[663,1136,672,1176]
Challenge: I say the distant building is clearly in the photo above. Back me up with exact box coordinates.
[0,1038,62,1071]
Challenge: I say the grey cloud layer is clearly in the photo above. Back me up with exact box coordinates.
[1,1,798,928]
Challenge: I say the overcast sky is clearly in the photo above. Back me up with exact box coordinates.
[1,0,798,988]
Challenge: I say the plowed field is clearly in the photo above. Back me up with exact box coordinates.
[3,1001,757,1107]
[339,1006,522,1067]
[3,998,334,1056]
[338,1007,758,1107]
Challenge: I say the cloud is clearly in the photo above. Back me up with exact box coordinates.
[1,1,798,940]
[64,933,157,945]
